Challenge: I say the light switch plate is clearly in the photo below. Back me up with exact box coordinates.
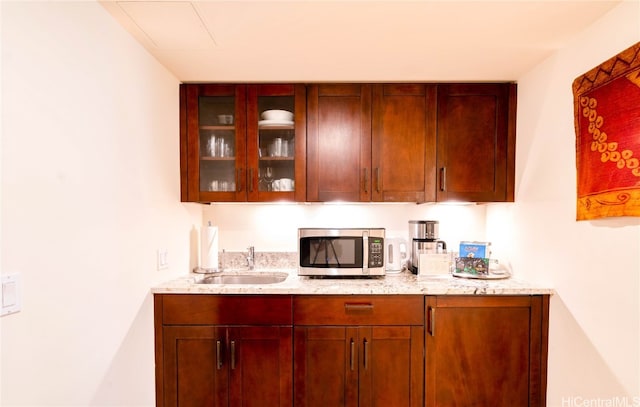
[157,249,169,270]
[1,273,22,316]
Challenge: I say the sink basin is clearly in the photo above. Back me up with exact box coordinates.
[195,272,289,285]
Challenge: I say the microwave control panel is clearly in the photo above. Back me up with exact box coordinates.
[368,238,384,268]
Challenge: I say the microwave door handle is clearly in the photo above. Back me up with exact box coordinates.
[363,232,369,275]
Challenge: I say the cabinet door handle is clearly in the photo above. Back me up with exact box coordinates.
[439,167,446,192]
[428,307,435,336]
[216,340,223,370]
[236,168,243,192]
[374,168,380,193]
[248,168,254,192]
[230,340,236,370]
[363,338,369,370]
[363,169,369,193]
[350,339,355,371]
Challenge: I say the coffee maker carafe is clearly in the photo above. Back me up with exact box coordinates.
[408,220,447,274]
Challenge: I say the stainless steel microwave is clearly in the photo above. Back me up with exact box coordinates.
[298,228,385,277]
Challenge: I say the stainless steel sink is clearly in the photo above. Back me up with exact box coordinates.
[195,272,288,285]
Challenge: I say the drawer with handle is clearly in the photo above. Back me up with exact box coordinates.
[293,295,424,325]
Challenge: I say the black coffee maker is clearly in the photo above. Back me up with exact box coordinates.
[408,220,447,274]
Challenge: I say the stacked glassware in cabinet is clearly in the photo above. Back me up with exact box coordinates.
[198,96,237,192]
[257,96,295,193]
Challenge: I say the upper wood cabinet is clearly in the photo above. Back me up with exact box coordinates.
[307,83,438,203]
[436,83,516,202]
[180,84,306,203]
[306,84,372,202]
[372,84,437,203]
[247,84,307,202]
[181,84,247,203]
[181,82,516,203]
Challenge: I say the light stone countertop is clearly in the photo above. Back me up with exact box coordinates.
[152,268,554,296]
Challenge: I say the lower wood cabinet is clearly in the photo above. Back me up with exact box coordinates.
[162,325,291,407]
[425,295,549,407]
[155,295,293,407]
[293,295,424,407]
[154,294,549,407]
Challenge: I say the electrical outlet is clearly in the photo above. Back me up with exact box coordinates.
[157,249,169,270]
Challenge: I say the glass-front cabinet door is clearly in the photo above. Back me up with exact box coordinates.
[181,84,247,202]
[247,84,306,202]
[180,83,304,203]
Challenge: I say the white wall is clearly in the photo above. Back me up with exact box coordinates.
[203,202,487,253]
[1,2,200,406]
[487,1,640,405]
[0,1,4,403]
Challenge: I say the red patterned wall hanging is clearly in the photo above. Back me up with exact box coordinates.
[573,42,640,220]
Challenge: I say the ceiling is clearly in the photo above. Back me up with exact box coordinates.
[100,0,622,82]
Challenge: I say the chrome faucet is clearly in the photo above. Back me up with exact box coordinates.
[246,246,255,270]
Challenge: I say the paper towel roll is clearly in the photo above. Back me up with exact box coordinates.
[200,226,219,271]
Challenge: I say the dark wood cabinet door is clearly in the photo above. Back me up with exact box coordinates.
[294,326,359,407]
[307,84,372,202]
[360,326,424,407]
[425,296,549,407]
[228,326,293,407]
[247,84,307,202]
[180,84,248,203]
[436,83,516,202]
[163,326,228,407]
[293,325,423,407]
[157,296,294,407]
[372,84,437,202]
[163,325,292,407]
